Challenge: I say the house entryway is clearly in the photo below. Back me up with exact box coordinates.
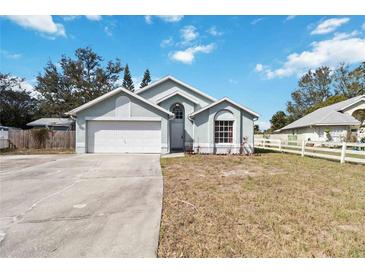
[170,103,184,151]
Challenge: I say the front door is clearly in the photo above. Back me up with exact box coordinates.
[170,103,184,150]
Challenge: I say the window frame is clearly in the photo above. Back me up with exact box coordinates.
[214,120,234,144]
[172,104,184,120]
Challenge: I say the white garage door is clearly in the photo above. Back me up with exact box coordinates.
[87,121,161,153]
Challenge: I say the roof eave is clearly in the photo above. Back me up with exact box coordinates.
[136,75,217,102]
[190,97,260,119]
[65,87,174,118]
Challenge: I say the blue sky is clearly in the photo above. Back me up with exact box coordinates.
[1,15,365,129]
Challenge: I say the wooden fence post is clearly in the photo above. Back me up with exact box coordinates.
[340,142,347,164]
[301,139,305,157]
[279,140,282,152]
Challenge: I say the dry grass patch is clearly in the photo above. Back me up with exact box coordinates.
[0,148,74,155]
[158,153,365,257]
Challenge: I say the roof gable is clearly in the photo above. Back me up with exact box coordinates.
[155,91,200,105]
[189,97,260,118]
[65,87,174,117]
[278,95,364,131]
[135,75,216,103]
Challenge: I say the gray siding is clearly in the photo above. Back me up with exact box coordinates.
[138,79,214,109]
[193,101,256,153]
[159,94,195,146]
[75,92,169,153]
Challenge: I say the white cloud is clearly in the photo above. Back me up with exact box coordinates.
[169,44,215,64]
[207,26,223,36]
[228,78,238,84]
[144,15,183,24]
[144,16,152,24]
[257,32,365,79]
[310,17,350,35]
[180,25,199,43]
[286,16,296,21]
[62,16,79,21]
[160,37,173,48]
[255,64,264,72]
[4,15,66,37]
[0,49,22,59]
[62,15,102,22]
[104,26,113,36]
[85,15,102,21]
[251,18,263,25]
[157,16,183,23]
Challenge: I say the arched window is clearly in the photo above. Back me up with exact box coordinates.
[214,110,234,143]
[172,104,184,119]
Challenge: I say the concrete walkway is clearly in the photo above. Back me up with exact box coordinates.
[0,154,163,257]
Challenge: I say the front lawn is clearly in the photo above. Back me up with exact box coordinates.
[158,153,365,257]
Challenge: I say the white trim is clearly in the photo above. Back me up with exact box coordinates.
[65,86,174,117]
[135,75,216,102]
[340,96,365,111]
[314,122,360,126]
[85,117,162,121]
[156,90,200,105]
[190,97,260,118]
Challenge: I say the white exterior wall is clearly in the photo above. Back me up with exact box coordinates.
[75,92,170,154]
[193,101,255,154]
[275,125,349,143]
[138,79,214,109]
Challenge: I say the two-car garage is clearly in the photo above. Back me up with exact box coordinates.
[87,120,162,153]
[66,87,174,154]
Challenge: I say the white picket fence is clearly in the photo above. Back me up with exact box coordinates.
[254,138,365,164]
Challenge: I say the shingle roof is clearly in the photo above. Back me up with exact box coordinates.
[277,95,364,131]
[27,118,74,127]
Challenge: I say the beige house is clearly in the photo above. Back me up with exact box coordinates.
[275,95,365,143]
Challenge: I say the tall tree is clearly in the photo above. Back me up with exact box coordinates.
[305,94,347,115]
[286,66,332,121]
[140,69,151,88]
[36,47,123,117]
[333,63,365,98]
[270,111,288,131]
[0,73,38,128]
[122,64,134,91]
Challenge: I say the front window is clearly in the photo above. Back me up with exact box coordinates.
[172,104,183,119]
[214,121,233,143]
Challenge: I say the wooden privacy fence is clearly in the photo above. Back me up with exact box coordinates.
[8,129,75,150]
[254,138,365,164]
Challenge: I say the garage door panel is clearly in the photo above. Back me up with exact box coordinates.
[87,121,161,153]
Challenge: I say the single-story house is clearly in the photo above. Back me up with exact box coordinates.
[27,118,75,131]
[66,76,259,154]
[275,95,365,142]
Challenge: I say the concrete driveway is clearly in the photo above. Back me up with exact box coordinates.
[0,154,163,257]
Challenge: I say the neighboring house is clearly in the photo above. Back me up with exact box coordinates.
[0,125,9,149]
[27,118,75,131]
[66,76,259,154]
[276,95,365,142]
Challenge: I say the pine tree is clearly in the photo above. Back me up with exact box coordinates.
[140,69,151,88]
[122,64,135,91]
